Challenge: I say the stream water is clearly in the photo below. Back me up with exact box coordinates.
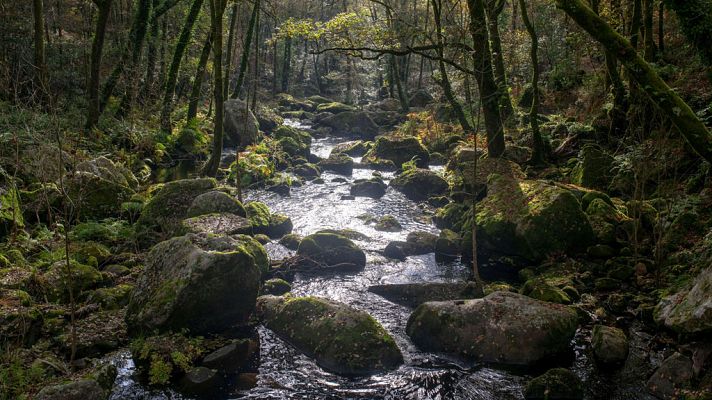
[108,119,657,400]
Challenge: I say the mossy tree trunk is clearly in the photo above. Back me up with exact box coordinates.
[231,0,260,99]
[466,0,505,158]
[161,0,205,132]
[187,32,212,122]
[556,0,712,164]
[485,0,514,122]
[281,37,292,92]
[222,1,238,98]
[203,0,228,177]
[33,0,48,94]
[86,0,113,129]
[518,0,545,164]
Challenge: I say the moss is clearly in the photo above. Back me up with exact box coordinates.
[316,102,355,114]
[74,242,111,266]
[131,332,206,387]
[571,144,614,190]
[297,231,366,268]
[245,201,271,230]
[375,215,403,232]
[362,136,430,169]
[87,284,134,310]
[262,278,291,295]
[520,278,572,304]
[44,260,104,302]
[0,184,25,236]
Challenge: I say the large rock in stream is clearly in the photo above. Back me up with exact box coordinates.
[655,265,712,334]
[318,111,380,140]
[368,282,483,308]
[224,99,260,148]
[296,230,366,269]
[390,168,449,201]
[406,291,579,366]
[363,136,430,169]
[257,295,403,375]
[126,233,262,335]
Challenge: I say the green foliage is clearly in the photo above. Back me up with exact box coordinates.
[0,351,46,400]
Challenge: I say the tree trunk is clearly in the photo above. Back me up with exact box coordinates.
[556,0,712,164]
[657,1,664,57]
[223,1,238,98]
[231,0,260,99]
[161,0,205,132]
[281,37,292,92]
[116,0,153,118]
[203,0,228,177]
[466,0,505,158]
[33,0,48,92]
[391,55,409,113]
[187,32,212,122]
[485,0,513,121]
[518,0,544,164]
[86,0,113,129]
[643,0,655,60]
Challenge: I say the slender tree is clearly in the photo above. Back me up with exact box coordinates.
[32,0,48,92]
[485,0,514,121]
[85,0,113,129]
[231,0,260,99]
[518,0,544,164]
[187,32,213,122]
[203,0,229,177]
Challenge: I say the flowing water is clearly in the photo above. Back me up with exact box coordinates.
[108,119,657,400]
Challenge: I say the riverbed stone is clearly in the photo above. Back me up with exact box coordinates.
[125,233,261,335]
[655,265,712,334]
[406,291,579,366]
[350,178,387,198]
[375,215,402,232]
[318,111,380,140]
[591,325,628,365]
[318,153,354,175]
[35,378,110,400]
[261,278,292,295]
[406,231,438,254]
[330,140,369,157]
[224,99,260,148]
[180,213,252,236]
[297,231,366,269]
[201,339,258,372]
[136,178,217,245]
[257,295,403,375]
[179,366,224,397]
[363,136,429,169]
[390,168,448,201]
[66,156,137,220]
[316,102,356,114]
[368,282,483,308]
[279,233,302,250]
[646,352,693,399]
[186,190,246,218]
[520,278,572,304]
[524,368,583,400]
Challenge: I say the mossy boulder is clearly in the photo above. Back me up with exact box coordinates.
[350,178,387,199]
[44,260,104,302]
[406,291,579,366]
[375,215,402,232]
[180,213,253,236]
[316,102,356,114]
[245,201,271,231]
[186,191,246,218]
[571,144,614,190]
[274,125,312,147]
[297,231,366,269]
[318,111,380,140]
[125,233,262,335]
[0,179,24,237]
[591,325,628,365]
[318,153,354,175]
[292,163,321,179]
[390,168,448,201]
[136,178,217,245]
[257,295,403,375]
[224,99,260,148]
[405,231,438,254]
[277,93,316,111]
[330,140,369,157]
[363,136,430,168]
[65,157,138,220]
[368,282,483,308]
[408,89,434,107]
[278,233,302,250]
[524,368,583,400]
[87,284,134,310]
[655,265,712,334]
[265,213,293,238]
[475,175,594,261]
[261,278,292,296]
[435,229,461,261]
[277,137,310,158]
[74,241,112,267]
[254,104,284,131]
[520,278,572,304]
[35,377,113,400]
[447,153,524,192]
[0,288,42,346]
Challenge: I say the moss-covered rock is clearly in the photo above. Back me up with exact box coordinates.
[475,175,594,261]
[646,352,693,399]
[245,201,271,232]
[297,231,366,269]
[591,325,628,365]
[318,111,380,140]
[224,99,260,148]
[571,144,614,190]
[136,178,217,246]
[655,265,712,334]
[408,89,434,107]
[130,332,207,386]
[0,179,24,237]
[261,278,292,295]
[390,168,448,201]
[318,153,354,175]
[87,284,134,310]
[277,136,310,158]
[375,215,402,232]
[406,291,579,366]
[446,150,524,192]
[0,288,42,346]
[350,178,387,198]
[277,93,316,111]
[363,136,429,169]
[254,104,284,131]
[274,125,312,147]
[65,157,138,220]
[524,368,583,400]
[125,233,261,335]
[316,102,356,114]
[186,191,246,218]
[265,213,293,238]
[330,140,370,157]
[292,163,321,179]
[257,295,403,375]
[278,233,302,250]
[180,213,252,236]
[435,229,461,261]
[520,278,572,304]
[43,260,104,302]
[74,241,112,267]
[368,282,483,308]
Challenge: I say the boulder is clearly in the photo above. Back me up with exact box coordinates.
[297,231,366,269]
[245,201,271,231]
[368,282,483,308]
[362,136,430,168]
[44,260,104,302]
[375,215,402,232]
[318,111,379,140]
[265,214,293,238]
[278,233,302,250]
[36,379,110,400]
[261,278,292,295]
[435,229,461,261]
[408,89,434,108]
[390,169,448,201]
[330,140,369,157]
[0,289,42,346]
[591,325,628,365]
[201,339,258,372]
[180,213,252,236]
[646,353,693,399]
[406,291,579,366]
[520,278,572,304]
[475,175,594,261]
[186,191,246,218]
[524,368,583,400]
[179,367,224,397]
[292,163,321,179]
[350,178,387,199]
[257,295,403,375]
[571,144,614,190]
[66,157,137,220]
[125,233,262,335]
[406,231,438,254]
[318,153,354,175]
[276,93,315,111]
[136,178,217,245]
[254,105,284,131]
[274,125,311,158]
[446,152,524,192]
[316,102,356,114]
[376,98,402,112]
[224,99,260,148]
[655,265,712,334]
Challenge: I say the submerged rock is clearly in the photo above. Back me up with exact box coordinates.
[126,233,262,335]
[406,291,579,366]
[375,215,402,232]
[368,282,483,308]
[297,231,366,269]
[524,368,583,400]
[350,178,387,198]
[390,168,448,201]
[257,295,403,375]
[179,366,224,397]
[363,136,429,169]
[655,265,712,334]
